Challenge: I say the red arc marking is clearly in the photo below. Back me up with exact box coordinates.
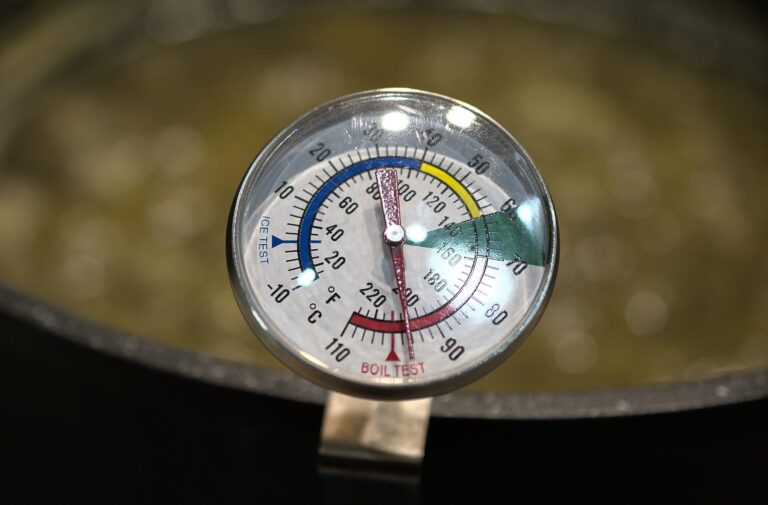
[350,255,488,332]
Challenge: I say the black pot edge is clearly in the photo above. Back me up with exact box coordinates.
[2,283,766,420]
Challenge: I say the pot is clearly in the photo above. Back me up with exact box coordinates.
[1,1,766,502]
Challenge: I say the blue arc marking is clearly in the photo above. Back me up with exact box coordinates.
[298,156,421,273]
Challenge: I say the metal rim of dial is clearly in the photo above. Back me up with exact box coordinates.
[227,88,559,400]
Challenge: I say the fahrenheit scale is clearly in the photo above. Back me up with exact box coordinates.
[228,89,558,399]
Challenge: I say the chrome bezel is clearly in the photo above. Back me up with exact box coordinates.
[227,88,558,400]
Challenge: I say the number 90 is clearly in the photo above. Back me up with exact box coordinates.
[440,338,465,361]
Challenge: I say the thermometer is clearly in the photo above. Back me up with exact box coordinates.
[228,89,558,400]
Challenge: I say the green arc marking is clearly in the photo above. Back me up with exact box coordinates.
[406,211,548,267]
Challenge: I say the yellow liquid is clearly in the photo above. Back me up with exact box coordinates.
[1,6,766,391]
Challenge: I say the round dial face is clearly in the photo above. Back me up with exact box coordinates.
[228,89,557,399]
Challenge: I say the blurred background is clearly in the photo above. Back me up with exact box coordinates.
[0,0,766,394]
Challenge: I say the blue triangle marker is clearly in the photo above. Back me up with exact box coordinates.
[272,235,320,248]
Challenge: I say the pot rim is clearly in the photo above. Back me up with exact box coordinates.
[2,284,766,420]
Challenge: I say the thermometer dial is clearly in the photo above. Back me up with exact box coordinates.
[228,89,558,399]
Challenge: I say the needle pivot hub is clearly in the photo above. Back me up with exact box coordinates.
[383,224,406,245]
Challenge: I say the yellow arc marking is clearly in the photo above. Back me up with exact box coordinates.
[419,163,481,218]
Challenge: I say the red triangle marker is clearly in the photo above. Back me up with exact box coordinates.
[385,311,401,362]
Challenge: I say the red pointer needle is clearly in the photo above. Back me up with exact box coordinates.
[376,169,416,361]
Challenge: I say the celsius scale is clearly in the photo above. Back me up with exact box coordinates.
[227,89,558,479]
